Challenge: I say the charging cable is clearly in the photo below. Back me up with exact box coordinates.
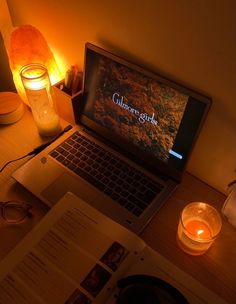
[0,125,72,173]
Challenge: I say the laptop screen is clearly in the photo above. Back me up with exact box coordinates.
[78,43,211,181]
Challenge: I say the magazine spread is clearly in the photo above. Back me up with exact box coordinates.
[0,192,227,304]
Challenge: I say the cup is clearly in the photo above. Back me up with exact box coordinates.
[176,202,222,255]
[20,63,61,136]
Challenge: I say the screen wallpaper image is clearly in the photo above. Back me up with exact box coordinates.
[85,56,189,162]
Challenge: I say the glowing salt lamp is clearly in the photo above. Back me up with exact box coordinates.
[8,24,62,106]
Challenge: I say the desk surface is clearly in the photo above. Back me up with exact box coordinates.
[0,106,236,303]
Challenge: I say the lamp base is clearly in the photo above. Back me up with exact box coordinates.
[0,92,24,124]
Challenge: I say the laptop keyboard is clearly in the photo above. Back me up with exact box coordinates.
[49,131,164,217]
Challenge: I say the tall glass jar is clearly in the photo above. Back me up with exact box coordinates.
[20,64,61,136]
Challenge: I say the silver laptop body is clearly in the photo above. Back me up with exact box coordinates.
[13,43,211,234]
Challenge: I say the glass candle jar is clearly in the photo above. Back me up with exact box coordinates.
[176,202,222,255]
[20,64,61,136]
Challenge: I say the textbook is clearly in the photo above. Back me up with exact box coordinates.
[0,192,226,304]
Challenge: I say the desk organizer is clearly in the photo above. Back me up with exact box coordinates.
[53,81,82,124]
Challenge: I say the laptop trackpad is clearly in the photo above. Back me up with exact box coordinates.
[41,173,98,206]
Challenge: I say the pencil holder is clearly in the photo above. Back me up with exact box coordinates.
[53,81,81,124]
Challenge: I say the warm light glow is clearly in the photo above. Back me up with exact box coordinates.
[7,24,63,106]
[185,220,212,239]
[50,46,67,81]
[197,229,204,236]
[21,66,48,90]
[20,64,61,136]
[177,202,222,255]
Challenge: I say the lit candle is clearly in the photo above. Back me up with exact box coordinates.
[185,220,212,239]
[177,202,222,255]
[20,64,61,136]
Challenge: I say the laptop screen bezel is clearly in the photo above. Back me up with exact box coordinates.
[75,43,211,182]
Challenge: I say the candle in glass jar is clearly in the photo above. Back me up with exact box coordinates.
[20,64,61,136]
[177,203,222,255]
[185,220,212,239]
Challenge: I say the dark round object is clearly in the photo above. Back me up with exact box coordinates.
[116,275,189,304]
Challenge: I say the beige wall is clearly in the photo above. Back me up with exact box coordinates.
[6,0,236,194]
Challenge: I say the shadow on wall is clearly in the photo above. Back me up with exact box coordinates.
[0,31,16,92]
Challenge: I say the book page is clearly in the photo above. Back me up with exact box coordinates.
[106,246,227,304]
[0,192,145,304]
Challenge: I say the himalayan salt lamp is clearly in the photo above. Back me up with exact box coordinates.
[8,24,62,106]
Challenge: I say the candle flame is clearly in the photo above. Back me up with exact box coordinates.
[197,229,204,235]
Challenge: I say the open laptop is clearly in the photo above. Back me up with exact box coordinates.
[12,43,211,233]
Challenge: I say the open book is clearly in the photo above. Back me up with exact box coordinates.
[0,192,226,304]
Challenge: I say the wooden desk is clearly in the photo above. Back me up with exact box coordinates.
[0,107,235,303]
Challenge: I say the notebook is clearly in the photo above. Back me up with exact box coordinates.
[12,43,211,233]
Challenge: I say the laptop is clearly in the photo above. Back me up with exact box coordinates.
[12,43,211,233]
